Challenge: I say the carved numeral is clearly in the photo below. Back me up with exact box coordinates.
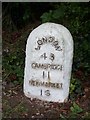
[50,53,55,61]
[43,71,45,79]
[40,89,42,96]
[41,53,47,59]
[48,71,50,80]
[40,89,51,96]
[45,90,50,96]
[43,71,50,81]
[41,53,55,61]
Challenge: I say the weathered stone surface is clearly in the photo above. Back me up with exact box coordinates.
[24,23,73,103]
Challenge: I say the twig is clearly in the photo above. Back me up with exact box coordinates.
[3,72,11,81]
[11,84,21,90]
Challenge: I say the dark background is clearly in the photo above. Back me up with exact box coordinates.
[2,2,90,119]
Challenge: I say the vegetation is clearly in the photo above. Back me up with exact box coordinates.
[2,2,90,119]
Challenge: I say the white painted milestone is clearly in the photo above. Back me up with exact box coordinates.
[24,23,73,103]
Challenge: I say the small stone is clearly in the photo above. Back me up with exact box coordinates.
[36,112,40,115]
[31,115,35,118]
[13,91,17,95]
[41,113,44,117]
[30,98,33,101]
[3,92,6,95]
[84,88,89,92]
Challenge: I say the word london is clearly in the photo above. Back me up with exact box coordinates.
[35,36,62,51]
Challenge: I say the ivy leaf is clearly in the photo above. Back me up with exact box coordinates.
[70,102,83,114]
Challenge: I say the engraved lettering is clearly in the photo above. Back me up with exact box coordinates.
[29,80,35,86]
[35,45,41,50]
[48,36,55,43]
[29,80,63,89]
[42,37,47,44]
[57,65,63,70]
[55,46,62,51]
[35,36,63,51]
[31,63,36,69]
[56,83,60,88]
[37,40,43,45]
[31,63,63,71]
[52,41,58,46]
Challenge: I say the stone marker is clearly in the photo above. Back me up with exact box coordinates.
[24,23,73,103]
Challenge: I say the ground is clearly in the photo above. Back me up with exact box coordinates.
[2,21,90,119]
